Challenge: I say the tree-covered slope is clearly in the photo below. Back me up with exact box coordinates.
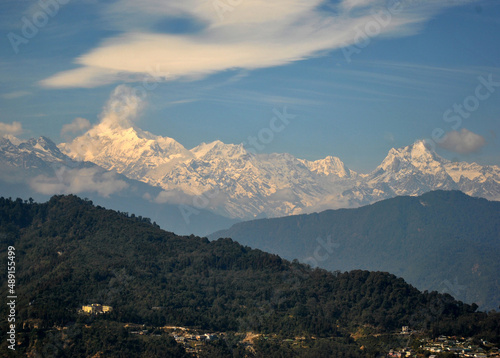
[0,195,498,357]
[210,190,500,311]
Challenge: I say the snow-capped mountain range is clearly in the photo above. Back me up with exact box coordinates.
[0,135,240,236]
[52,120,500,219]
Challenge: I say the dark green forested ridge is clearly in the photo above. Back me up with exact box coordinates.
[0,195,498,357]
[210,190,500,311]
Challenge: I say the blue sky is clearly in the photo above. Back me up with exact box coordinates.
[1,0,499,172]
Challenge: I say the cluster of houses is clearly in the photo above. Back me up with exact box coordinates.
[80,304,113,315]
[118,324,221,355]
[388,334,499,358]
[73,316,499,357]
[387,348,415,357]
[422,336,499,357]
[164,327,220,355]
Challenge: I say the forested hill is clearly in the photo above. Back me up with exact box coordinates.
[0,195,498,357]
[210,190,500,311]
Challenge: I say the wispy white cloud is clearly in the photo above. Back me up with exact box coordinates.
[30,167,129,197]
[61,117,91,137]
[333,63,500,91]
[154,190,192,205]
[1,91,31,99]
[219,91,325,106]
[59,84,152,162]
[438,128,486,154]
[163,99,198,107]
[340,0,375,11]
[40,0,477,89]
[41,66,125,89]
[0,121,23,136]
[99,84,145,128]
[384,132,395,143]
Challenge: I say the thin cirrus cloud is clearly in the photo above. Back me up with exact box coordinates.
[1,91,31,99]
[340,0,374,11]
[40,0,477,89]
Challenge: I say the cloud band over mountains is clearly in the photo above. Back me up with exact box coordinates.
[39,0,477,88]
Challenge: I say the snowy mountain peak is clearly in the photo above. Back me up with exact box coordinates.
[409,140,446,162]
[0,135,72,177]
[1,135,25,146]
[59,121,191,178]
[17,136,68,162]
[191,140,247,160]
[300,155,353,178]
[28,136,60,151]
[0,136,15,149]
[412,139,432,153]
[378,140,446,174]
